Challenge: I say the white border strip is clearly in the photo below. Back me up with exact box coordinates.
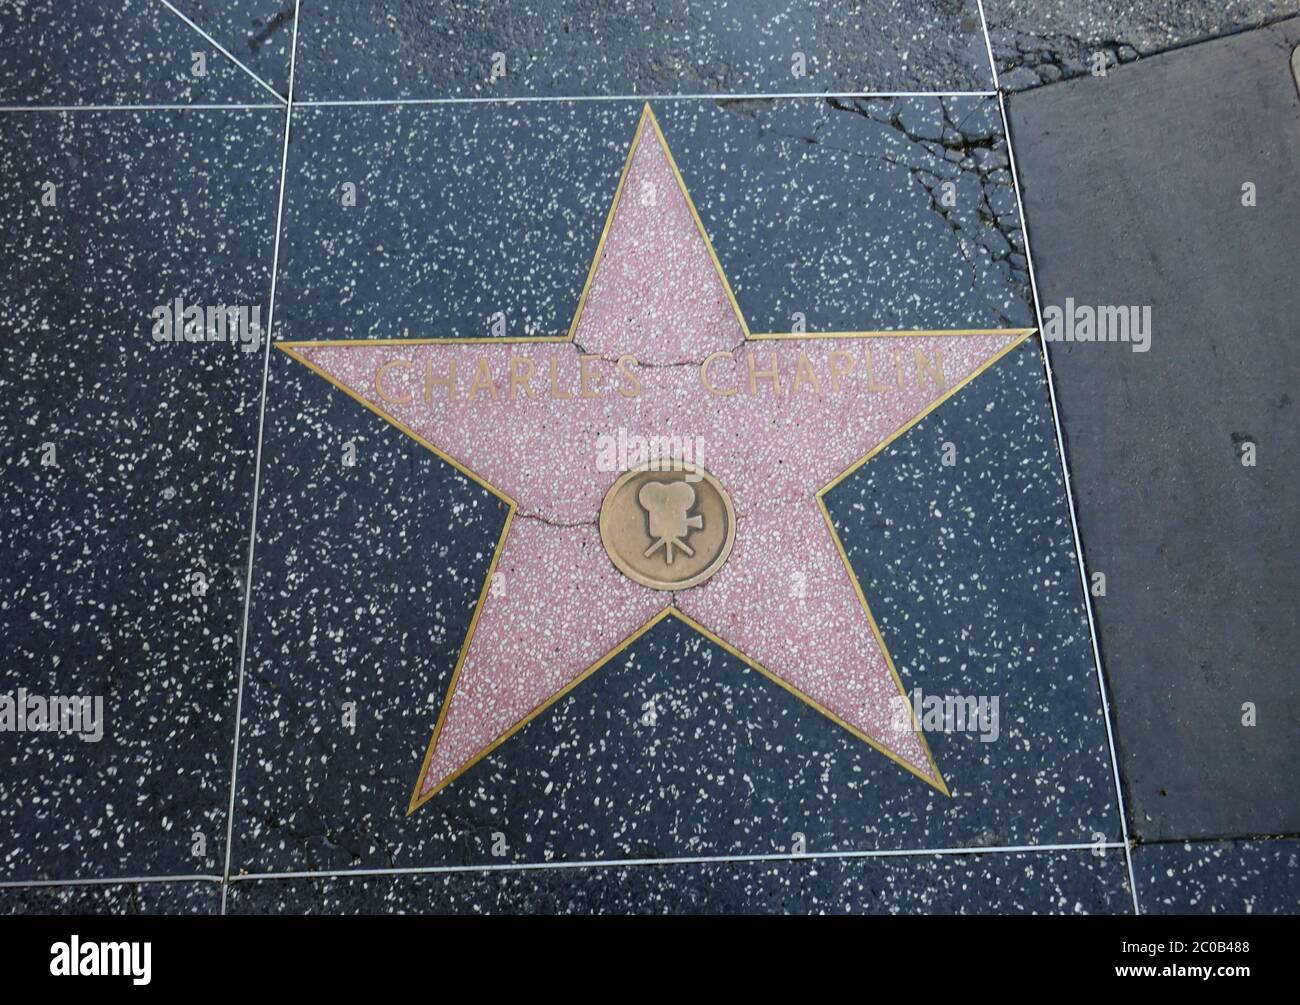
[0,103,281,112]
[0,92,1002,113]
[0,875,221,890]
[974,0,1141,916]
[229,841,1132,884]
[0,842,1129,894]
[158,0,286,104]
[0,843,1130,892]
[295,90,998,108]
[218,0,301,917]
[975,0,1001,84]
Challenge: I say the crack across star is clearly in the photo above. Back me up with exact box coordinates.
[279,104,1034,813]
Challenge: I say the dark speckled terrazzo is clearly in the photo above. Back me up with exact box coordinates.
[0,109,279,881]
[1134,840,1300,915]
[670,99,1031,329]
[175,0,296,98]
[230,335,1117,873]
[227,850,1130,914]
[824,341,1116,843]
[274,99,1030,345]
[0,880,219,915]
[224,92,1114,875]
[292,0,995,100]
[230,349,500,872]
[11,1,1290,918]
[0,0,280,105]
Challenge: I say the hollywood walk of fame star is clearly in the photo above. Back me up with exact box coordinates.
[279,105,1034,813]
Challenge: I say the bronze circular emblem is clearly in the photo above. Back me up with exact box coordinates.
[598,462,736,591]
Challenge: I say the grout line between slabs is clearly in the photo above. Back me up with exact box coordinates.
[0,875,223,890]
[0,8,1140,914]
[974,0,1142,916]
[975,0,1000,85]
[0,93,1001,114]
[228,842,1130,884]
[218,0,300,917]
[158,0,286,104]
[0,103,283,112]
[0,842,1126,894]
[294,90,999,107]
[1138,833,1300,847]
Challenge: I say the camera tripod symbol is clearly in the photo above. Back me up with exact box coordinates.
[638,480,703,565]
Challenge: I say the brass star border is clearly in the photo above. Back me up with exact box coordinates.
[277,105,1036,814]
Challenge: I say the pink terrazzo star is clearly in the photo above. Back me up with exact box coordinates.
[281,105,1032,812]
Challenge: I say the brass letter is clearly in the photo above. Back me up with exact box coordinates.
[914,347,945,389]
[508,356,540,400]
[792,350,822,395]
[548,356,573,400]
[865,350,891,392]
[376,359,414,406]
[700,351,738,397]
[747,351,782,396]
[424,356,458,402]
[616,353,642,398]
[828,350,856,393]
[469,357,498,400]
[578,354,603,399]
